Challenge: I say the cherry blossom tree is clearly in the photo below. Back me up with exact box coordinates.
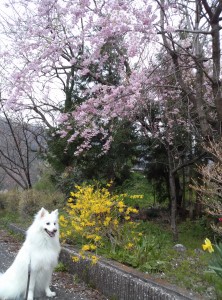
[0,0,157,146]
[0,0,222,238]
[0,0,221,150]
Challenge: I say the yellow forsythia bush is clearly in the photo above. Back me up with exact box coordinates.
[59,182,143,263]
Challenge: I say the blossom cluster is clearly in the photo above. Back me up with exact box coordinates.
[59,182,142,263]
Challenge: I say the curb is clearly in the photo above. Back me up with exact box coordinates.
[8,224,203,300]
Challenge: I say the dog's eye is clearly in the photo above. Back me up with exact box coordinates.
[46,222,50,225]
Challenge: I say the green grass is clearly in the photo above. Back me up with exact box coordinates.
[117,172,155,208]
[177,217,213,249]
[0,210,33,234]
[0,211,20,229]
[32,166,57,192]
[55,262,68,272]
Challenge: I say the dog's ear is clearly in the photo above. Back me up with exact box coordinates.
[37,207,48,219]
[52,209,59,218]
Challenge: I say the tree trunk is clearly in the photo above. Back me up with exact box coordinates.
[167,146,178,241]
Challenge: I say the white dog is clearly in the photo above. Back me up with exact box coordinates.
[0,208,61,300]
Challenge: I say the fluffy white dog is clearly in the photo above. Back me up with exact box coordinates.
[0,208,61,300]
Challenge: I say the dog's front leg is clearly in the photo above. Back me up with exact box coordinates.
[45,269,56,298]
[27,271,37,300]
[45,287,56,298]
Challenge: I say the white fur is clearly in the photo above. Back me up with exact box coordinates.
[0,208,61,300]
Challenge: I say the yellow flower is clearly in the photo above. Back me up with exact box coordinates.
[129,194,143,199]
[72,256,80,262]
[60,182,144,257]
[113,219,119,226]
[202,238,214,253]
[94,235,101,242]
[89,244,97,250]
[60,232,65,238]
[91,255,99,264]
[59,215,65,222]
[86,234,95,239]
[117,201,125,208]
[125,242,134,249]
[106,180,113,187]
[104,217,111,226]
[82,244,90,251]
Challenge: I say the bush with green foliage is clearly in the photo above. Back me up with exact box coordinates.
[60,182,142,263]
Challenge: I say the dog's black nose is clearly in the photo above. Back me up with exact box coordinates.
[53,229,57,233]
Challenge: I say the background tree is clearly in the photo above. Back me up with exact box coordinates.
[0,104,46,189]
[150,0,222,237]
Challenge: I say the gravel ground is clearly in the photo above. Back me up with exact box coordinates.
[0,230,108,300]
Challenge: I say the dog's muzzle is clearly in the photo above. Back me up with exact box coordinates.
[45,229,57,237]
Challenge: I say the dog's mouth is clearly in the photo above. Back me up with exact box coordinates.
[45,229,56,238]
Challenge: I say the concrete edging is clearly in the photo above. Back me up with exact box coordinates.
[8,223,202,300]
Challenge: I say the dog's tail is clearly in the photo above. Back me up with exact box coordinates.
[0,270,26,299]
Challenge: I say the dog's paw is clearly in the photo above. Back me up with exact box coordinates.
[27,291,34,300]
[46,290,56,298]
